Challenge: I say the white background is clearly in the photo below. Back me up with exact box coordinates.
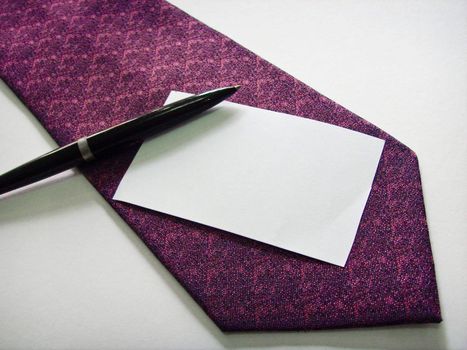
[0,1,466,349]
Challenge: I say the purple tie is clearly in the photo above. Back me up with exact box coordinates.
[0,0,441,331]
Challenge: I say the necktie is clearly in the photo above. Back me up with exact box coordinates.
[0,0,441,331]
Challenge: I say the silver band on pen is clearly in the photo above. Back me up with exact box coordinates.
[77,137,95,161]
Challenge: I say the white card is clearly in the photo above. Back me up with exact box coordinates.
[114,91,385,266]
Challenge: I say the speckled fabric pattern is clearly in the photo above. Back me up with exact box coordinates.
[0,1,441,331]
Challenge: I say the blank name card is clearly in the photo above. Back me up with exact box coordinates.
[114,91,385,266]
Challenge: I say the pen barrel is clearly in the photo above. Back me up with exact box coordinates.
[0,86,238,196]
[0,143,82,195]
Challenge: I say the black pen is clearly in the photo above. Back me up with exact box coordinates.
[0,86,239,196]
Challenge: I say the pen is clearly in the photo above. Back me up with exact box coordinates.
[0,86,239,196]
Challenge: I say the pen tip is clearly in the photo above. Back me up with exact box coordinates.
[233,84,241,90]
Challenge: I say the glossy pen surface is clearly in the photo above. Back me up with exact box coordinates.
[0,86,239,196]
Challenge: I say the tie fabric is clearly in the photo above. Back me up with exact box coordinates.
[0,1,441,331]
